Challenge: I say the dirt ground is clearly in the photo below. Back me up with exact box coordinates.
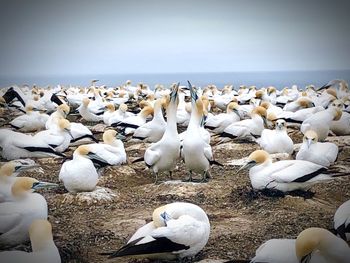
[1,121,350,262]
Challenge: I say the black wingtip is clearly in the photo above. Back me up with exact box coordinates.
[50,93,63,106]
[132,157,144,163]
[209,160,224,167]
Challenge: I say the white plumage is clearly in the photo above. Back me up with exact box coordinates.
[0,220,61,263]
[257,119,294,154]
[334,199,350,241]
[59,145,99,193]
[239,150,332,192]
[104,202,210,260]
[296,130,338,167]
[0,177,56,248]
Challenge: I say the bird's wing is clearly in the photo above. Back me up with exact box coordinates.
[203,144,213,161]
[269,160,328,183]
[144,148,161,167]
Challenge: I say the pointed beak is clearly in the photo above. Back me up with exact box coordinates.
[187,80,198,102]
[65,128,74,139]
[307,138,312,148]
[32,181,58,190]
[15,164,40,172]
[262,116,268,127]
[116,134,126,140]
[170,83,179,102]
[237,160,257,174]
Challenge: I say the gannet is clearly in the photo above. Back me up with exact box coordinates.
[10,105,49,132]
[238,150,333,192]
[182,81,213,182]
[111,105,153,135]
[204,102,240,133]
[77,98,103,122]
[219,106,267,141]
[102,103,116,125]
[0,161,40,202]
[45,103,70,130]
[275,106,324,124]
[144,84,180,183]
[296,130,338,167]
[0,129,65,160]
[296,227,350,263]
[301,100,343,141]
[86,130,127,168]
[132,98,167,142]
[59,145,99,193]
[334,199,350,241]
[250,239,298,263]
[283,97,315,112]
[34,119,73,153]
[102,202,210,260]
[0,177,57,248]
[330,111,350,135]
[107,103,133,125]
[257,119,293,154]
[0,219,61,263]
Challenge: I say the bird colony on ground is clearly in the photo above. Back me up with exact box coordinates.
[0,79,349,262]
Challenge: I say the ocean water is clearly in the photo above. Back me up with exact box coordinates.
[1,70,350,90]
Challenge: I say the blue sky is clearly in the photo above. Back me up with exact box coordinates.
[0,0,350,77]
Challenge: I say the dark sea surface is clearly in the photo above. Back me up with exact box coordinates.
[1,70,349,90]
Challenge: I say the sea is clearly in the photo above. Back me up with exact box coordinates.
[1,70,350,90]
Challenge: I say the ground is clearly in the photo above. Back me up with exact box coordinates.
[1,121,350,263]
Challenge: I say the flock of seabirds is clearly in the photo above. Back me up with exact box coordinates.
[0,78,349,263]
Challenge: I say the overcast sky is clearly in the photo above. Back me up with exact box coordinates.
[0,0,349,77]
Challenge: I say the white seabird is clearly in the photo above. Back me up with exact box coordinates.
[0,219,61,263]
[0,129,66,160]
[0,177,57,248]
[59,145,99,193]
[238,150,334,192]
[182,81,213,182]
[78,98,103,122]
[334,199,350,241]
[102,202,210,261]
[144,84,180,183]
[34,118,73,153]
[10,105,49,132]
[132,98,167,142]
[296,227,350,263]
[296,130,338,167]
[0,161,40,202]
[257,119,294,154]
[204,102,240,133]
[301,99,343,141]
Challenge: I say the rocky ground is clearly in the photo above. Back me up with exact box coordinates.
[1,121,350,263]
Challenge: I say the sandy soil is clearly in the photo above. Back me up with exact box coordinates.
[1,121,350,262]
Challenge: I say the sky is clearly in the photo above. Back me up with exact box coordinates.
[0,0,350,77]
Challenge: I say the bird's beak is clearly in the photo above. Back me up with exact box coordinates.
[237,160,257,174]
[300,253,312,263]
[262,116,268,127]
[188,80,198,102]
[116,134,126,140]
[170,82,179,102]
[32,181,58,190]
[318,83,331,91]
[65,128,74,139]
[232,108,239,116]
[15,164,40,172]
[160,211,172,226]
[307,138,312,148]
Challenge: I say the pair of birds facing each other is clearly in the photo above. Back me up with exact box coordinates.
[143,82,218,183]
